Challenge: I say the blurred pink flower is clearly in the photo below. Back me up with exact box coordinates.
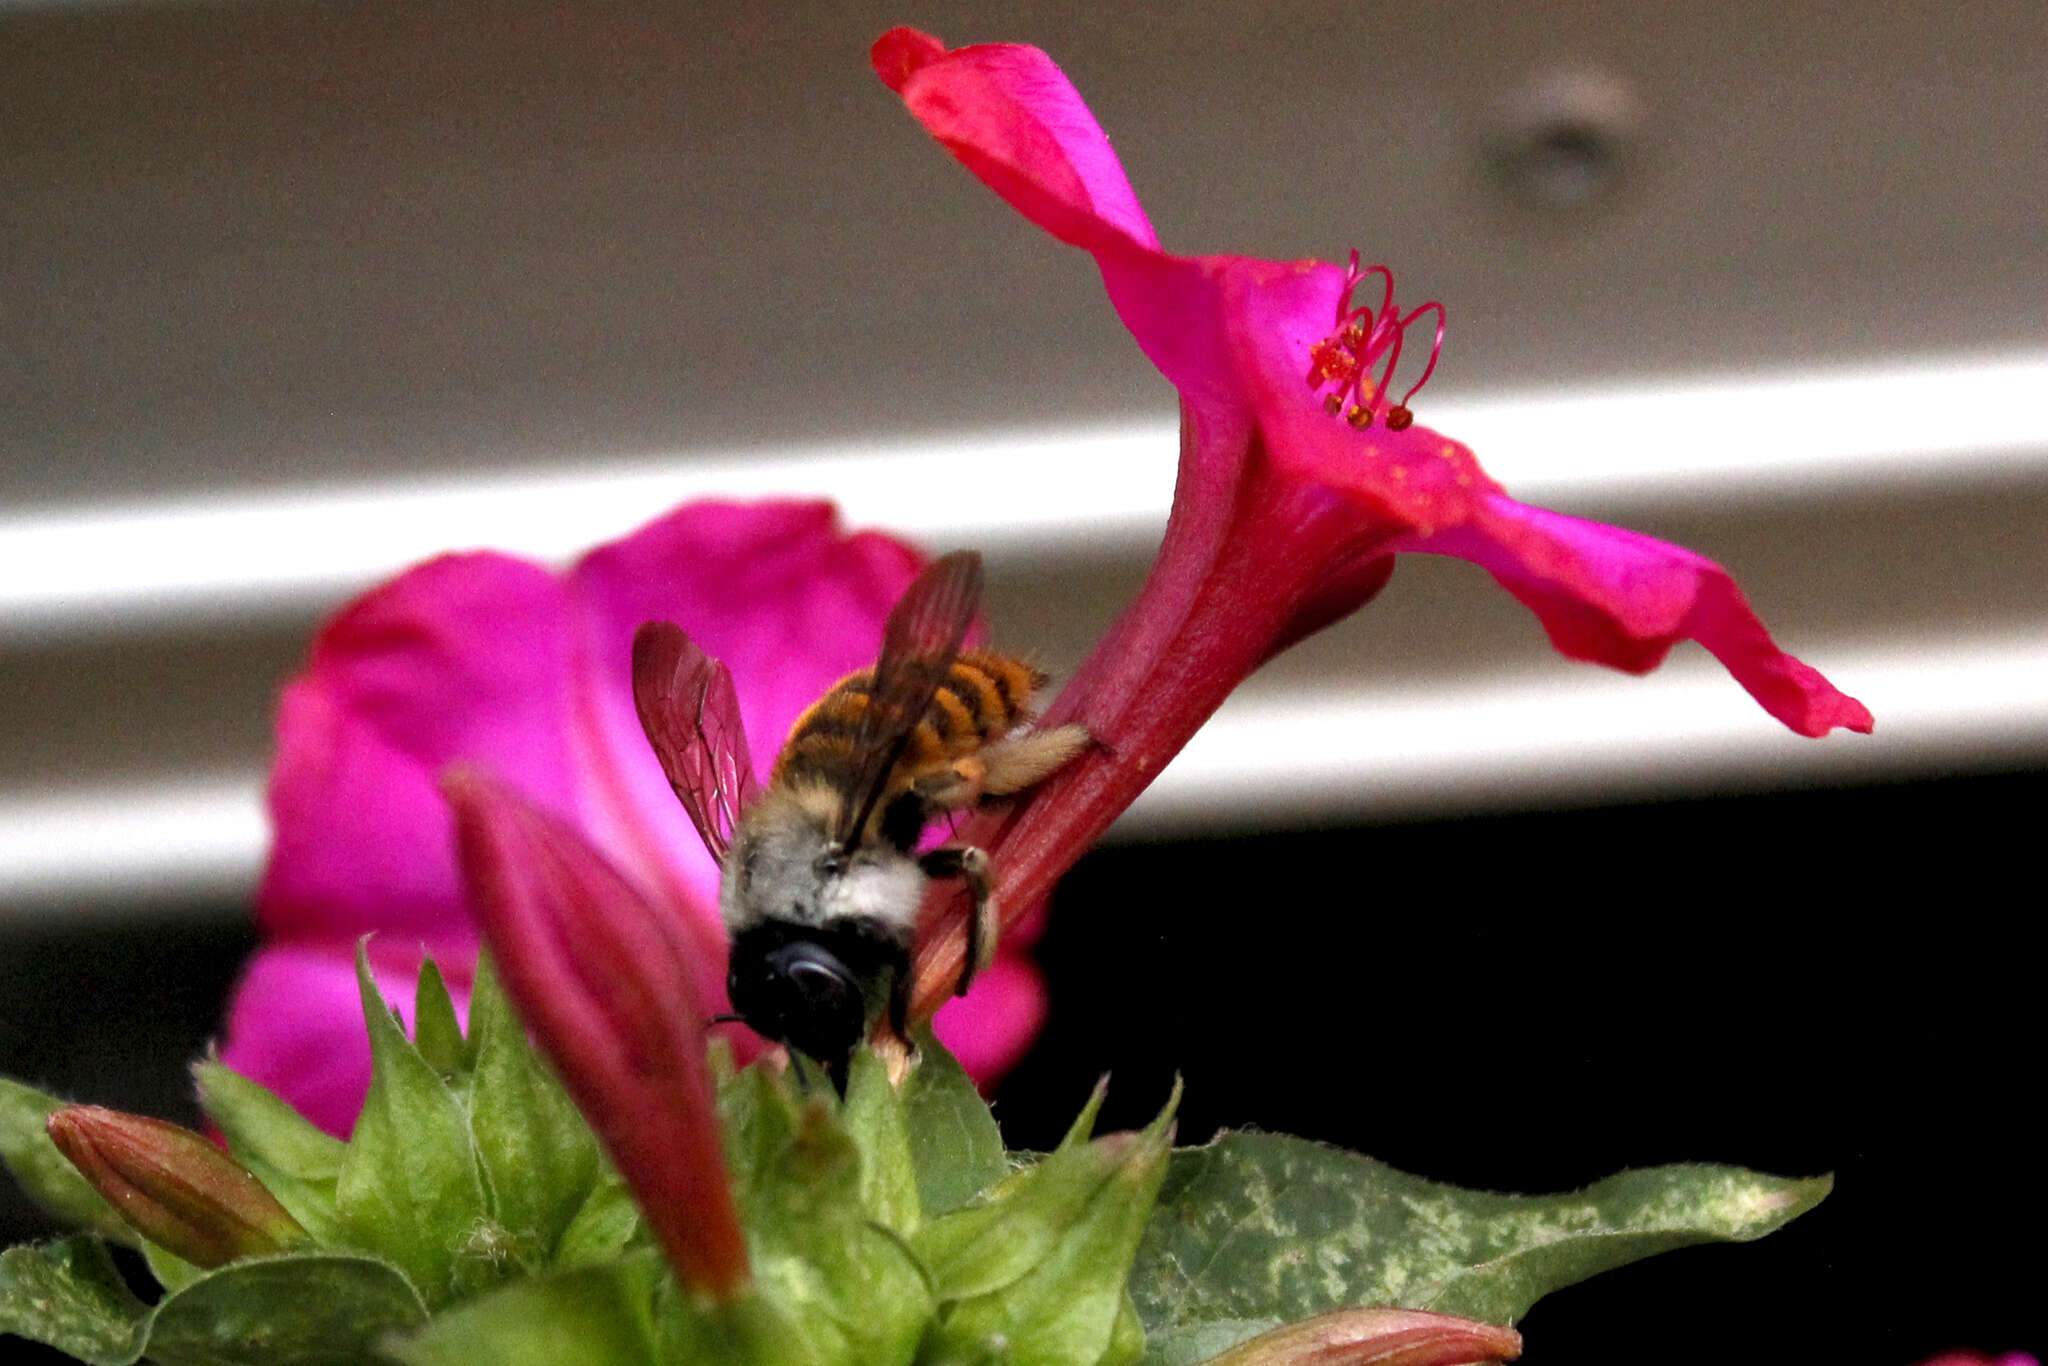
[872,29,1873,1012]
[1917,1354,2040,1366]
[220,499,1048,1135]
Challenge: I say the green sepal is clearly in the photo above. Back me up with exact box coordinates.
[898,1026,1005,1216]
[1102,1290,1146,1366]
[385,1256,662,1366]
[0,1236,147,1364]
[924,1097,1176,1366]
[0,1079,137,1248]
[412,959,467,1081]
[914,1084,1177,1306]
[1129,1133,1832,1338]
[334,941,494,1306]
[465,951,601,1265]
[554,1169,643,1268]
[840,1047,920,1234]
[728,1083,932,1366]
[192,1060,347,1245]
[140,1243,205,1296]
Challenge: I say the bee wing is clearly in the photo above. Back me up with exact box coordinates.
[631,620,762,864]
[834,550,983,850]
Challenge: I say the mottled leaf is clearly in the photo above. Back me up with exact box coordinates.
[334,944,492,1306]
[0,1237,147,1365]
[899,1026,1005,1216]
[465,953,600,1263]
[1131,1133,1830,1333]
[0,1079,135,1247]
[142,1252,428,1366]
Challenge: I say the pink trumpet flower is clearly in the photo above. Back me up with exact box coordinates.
[219,500,1048,1135]
[871,28,1873,1016]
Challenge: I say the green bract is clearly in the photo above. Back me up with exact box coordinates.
[3,953,1827,1365]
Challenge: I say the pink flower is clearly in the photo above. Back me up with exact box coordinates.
[443,766,748,1299]
[220,500,1048,1135]
[871,29,1873,1015]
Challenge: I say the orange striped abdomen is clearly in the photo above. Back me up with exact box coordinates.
[771,650,1046,791]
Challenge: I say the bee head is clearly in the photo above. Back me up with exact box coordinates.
[725,938,867,1069]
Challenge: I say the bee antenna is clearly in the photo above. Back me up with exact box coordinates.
[704,1012,747,1030]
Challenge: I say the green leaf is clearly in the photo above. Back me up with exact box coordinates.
[413,958,467,1080]
[192,1061,347,1245]
[0,1237,148,1365]
[840,1047,919,1234]
[383,1259,660,1366]
[0,1078,136,1247]
[1417,1164,1834,1323]
[898,1026,1005,1216]
[334,943,493,1306]
[1130,1134,1831,1335]
[141,1252,429,1366]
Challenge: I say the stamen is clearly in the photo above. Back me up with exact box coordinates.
[1306,250,1444,432]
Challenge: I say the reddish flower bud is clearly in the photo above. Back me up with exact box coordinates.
[1204,1308,1522,1366]
[443,764,750,1301]
[45,1105,308,1268]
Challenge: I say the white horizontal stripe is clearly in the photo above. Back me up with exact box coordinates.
[3,350,2045,638]
[2,633,2040,911]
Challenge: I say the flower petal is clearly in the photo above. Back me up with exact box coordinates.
[1399,497,1875,736]
[874,27,1158,253]
[256,553,578,944]
[932,953,1050,1088]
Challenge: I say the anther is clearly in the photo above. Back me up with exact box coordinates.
[1305,250,1444,433]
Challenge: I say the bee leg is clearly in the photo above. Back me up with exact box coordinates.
[919,845,997,995]
[912,755,988,812]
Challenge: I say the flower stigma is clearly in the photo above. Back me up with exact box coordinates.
[1306,250,1446,431]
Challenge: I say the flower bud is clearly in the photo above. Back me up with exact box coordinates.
[46,1105,309,1268]
[1204,1307,1522,1366]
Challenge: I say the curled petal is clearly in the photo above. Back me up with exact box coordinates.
[443,765,747,1300]
[1400,499,1874,737]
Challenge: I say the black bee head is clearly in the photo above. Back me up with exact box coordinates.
[725,938,867,1073]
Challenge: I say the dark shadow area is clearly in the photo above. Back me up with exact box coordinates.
[997,768,2041,1365]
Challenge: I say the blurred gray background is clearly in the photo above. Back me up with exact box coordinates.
[1,3,2043,1359]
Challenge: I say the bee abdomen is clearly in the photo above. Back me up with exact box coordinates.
[773,651,1046,786]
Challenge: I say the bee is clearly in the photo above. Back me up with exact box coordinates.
[631,551,1088,1089]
